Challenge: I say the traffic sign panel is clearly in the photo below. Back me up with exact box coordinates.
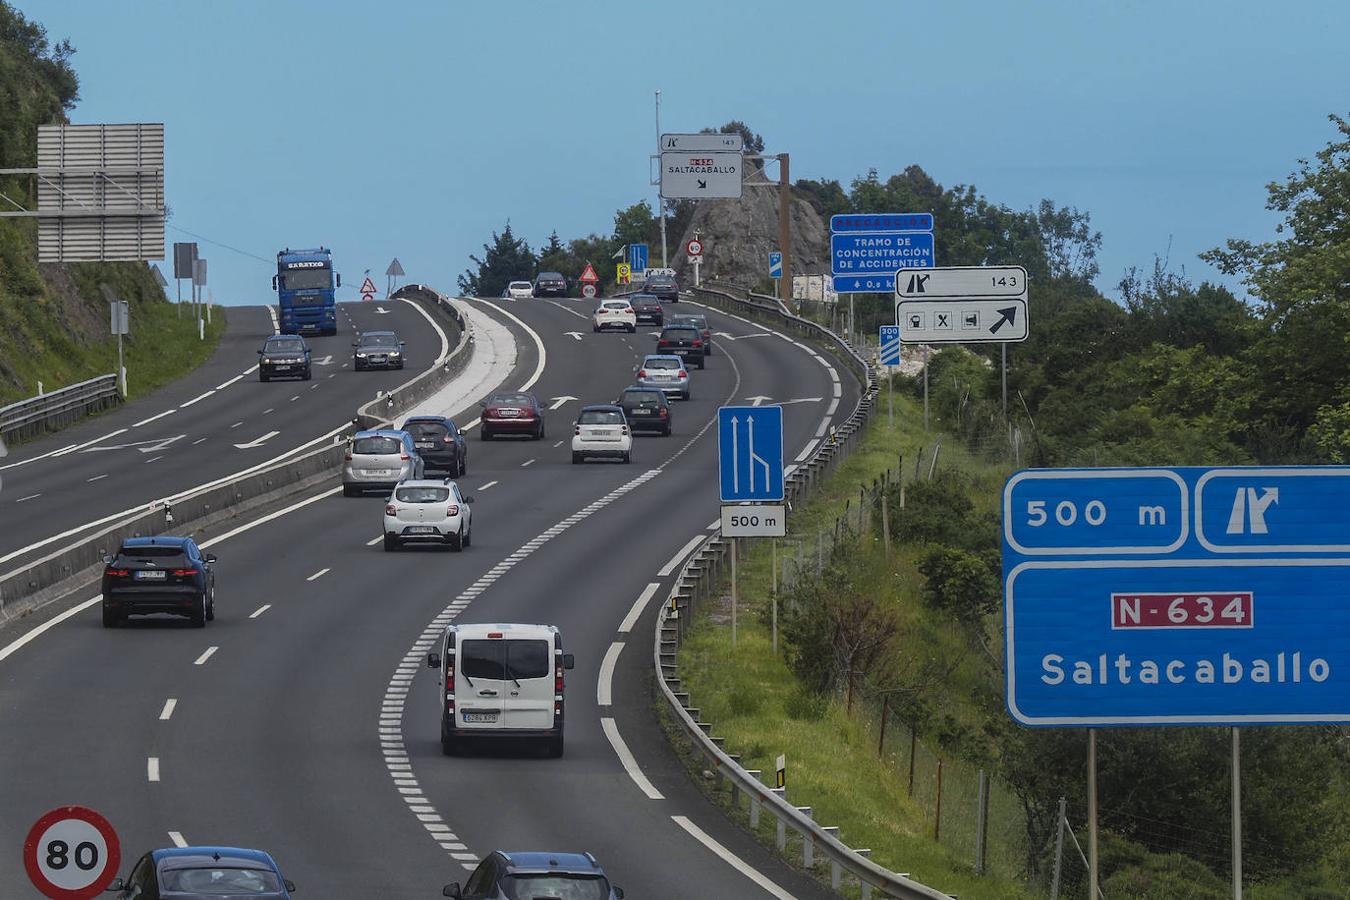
[879,325,901,366]
[721,504,787,537]
[662,132,744,152]
[831,231,934,279]
[897,298,1027,343]
[718,406,784,503]
[834,274,903,294]
[768,252,782,279]
[1003,466,1350,727]
[24,806,120,899]
[685,238,703,257]
[581,283,597,299]
[660,151,743,199]
[830,213,933,233]
[897,265,1026,299]
[629,244,648,274]
[578,263,599,283]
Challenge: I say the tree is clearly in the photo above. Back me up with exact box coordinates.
[612,201,654,248]
[536,230,568,275]
[457,222,535,298]
[700,120,765,154]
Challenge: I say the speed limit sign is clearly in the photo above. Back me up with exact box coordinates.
[581,283,597,299]
[24,807,121,899]
[685,238,703,257]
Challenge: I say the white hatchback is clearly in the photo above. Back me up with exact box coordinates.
[383,479,474,551]
[506,280,534,300]
[571,405,632,464]
[592,299,637,333]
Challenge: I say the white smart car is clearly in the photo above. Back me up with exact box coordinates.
[571,405,632,464]
[591,299,637,333]
[505,280,534,300]
[382,479,474,551]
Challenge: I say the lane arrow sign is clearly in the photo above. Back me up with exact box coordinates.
[314,354,333,366]
[746,395,772,406]
[233,430,279,450]
[138,434,186,454]
[548,396,578,411]
[564,331,584,341]
[375,306,389,315]
[990,306,1018,335]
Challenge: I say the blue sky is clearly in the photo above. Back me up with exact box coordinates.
[17,0,1350,305]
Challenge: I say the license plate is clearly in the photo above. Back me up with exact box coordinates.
[633,408,652,415]
[135,570,167,580]
[361,469,389,476]
[498,409,520,417]
[462,711,498,723]
[674,347,691,354]
[405,526,436,534]
[274,365,291,370]
[416,441,435,449]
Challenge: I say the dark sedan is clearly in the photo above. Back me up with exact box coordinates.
[258,335,312,381]
[670,313,713,355]
[533,271,569,297]
[656,324,706,368]
[354,330,405,370]
[101,536,216,628]
[644,273,680,302]
[629,292,664,325]
[480,391,546,440]
[616,387,672,435]
[109,846,296,899]
[402,415,468,476]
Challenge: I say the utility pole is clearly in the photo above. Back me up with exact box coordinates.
[655,89,668,268]
[777,153,791,302]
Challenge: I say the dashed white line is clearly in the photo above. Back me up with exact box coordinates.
[216,374,244,390]
[15,493,41,503]
[553,440,564,448]
[192,437,208,445]
[795,439,820,462]
[521,459,535,468]
[181,390,215,407]
[230,421,244,429]
[367,536,383,546]
[658,535,705,577]
[133,409,177,428]
[306,568,330,581]
[290,395,300,402]
[193,646,217,666]
[159,698,177,721]
[477,481,498,491]
[598,641,624,706]
[244,364,260,375]
[671,816,795,899]
[86,474,107,483]
[144,455,163,464]
[619,583,661,634]
[263,408,274,415]
[168,831,188,848]
[600,717,664,800]
[249,604,271,619]
[147,757,160,782]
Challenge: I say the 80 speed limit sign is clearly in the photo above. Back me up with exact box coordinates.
[24,807,120,899]
[685,238,703,257]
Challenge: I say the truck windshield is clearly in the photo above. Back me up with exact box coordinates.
[280,268,332,291]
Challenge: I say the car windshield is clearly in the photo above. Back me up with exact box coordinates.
[644,358,680,370]
[602,302,628,310]
[502,874,610,900]
[648,276,674,285]
[673,316,706,328]
[265,339,305,354]
[488,394,532,407]
[280,267,331,291]
[510,282,532,289]
[395,486,450,503]
[622,391,663,406]
[663,328,697,339]
[578,410,623,425]
[353,436,402,455]
[403,421,449,439]
[159,866,283,894]
[460,639,550,680]
[359,334,398,348]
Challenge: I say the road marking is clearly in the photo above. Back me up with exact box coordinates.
[598,641,624,706]
[143,456,163,464]
[159,698,177,721]
[181,390,215,407]
[147,757,160,782]
[477,299,546,392]
[132,409,176,428]
[267,305,279,333]
[795,439,820,462]
[86,474,107,483]
[366,536,383,546]
[15,493,40,503]
[671,815,795,899]
[306,568,330,581]
[234,430,279,450]
[600,717,664,800]
[477,481,498,491]
[201,486,342,549]
[168,831,188,848]
[192,438,207,445]
[521,459,534,468]
[618,583,661,634]
[548,395,577,410]
[658,535,705,577]
[553,440,564,448]
[249,604,271,618]
[0,440,76,470]
[230,421,243,429]
[193,646,217,666]
[244,364,260,375]
[216,374,244,390]
[706,518,720,530]
[461,417,480,431]
[399,296,450,363]
[262,408,274,415]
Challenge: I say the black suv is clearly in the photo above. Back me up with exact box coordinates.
[401,416,468,477]
[628,293,664,325]
[258,335,312,381]
[101,536,216,628]
[533,271,568,297]
[643,273,679,302]
[656,324,706,368]
[615,387,672,435]
[445,851,624,900]
[354,330,405,370]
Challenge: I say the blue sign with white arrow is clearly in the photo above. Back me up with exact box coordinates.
[1003,467,1350,727]
[768,251,783,279]
[879,325,901,366]
[629,243,649,274]
[718,406,784,503]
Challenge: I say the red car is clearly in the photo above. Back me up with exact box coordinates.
[479,391,546,440]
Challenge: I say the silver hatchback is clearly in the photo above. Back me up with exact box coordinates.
[635,354,691,401]
[343,429,424,496]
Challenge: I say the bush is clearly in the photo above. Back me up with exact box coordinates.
[917,546,1000,626]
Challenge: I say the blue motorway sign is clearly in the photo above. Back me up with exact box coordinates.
[629,243,648,274]
[1003,467,1350,727]
[830,213,933,232]
[718,406,784,503]
[879,325,900,365]
[768,251,783,278]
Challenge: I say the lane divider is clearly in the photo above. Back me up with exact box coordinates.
[159,699,176,721]
[192,646,217,666]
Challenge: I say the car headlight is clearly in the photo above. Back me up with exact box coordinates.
[389,350,401,356]
[356,352,367,358]
[262,357,272,364]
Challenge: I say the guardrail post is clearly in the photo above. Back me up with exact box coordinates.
[797,807,814,866]
[976,768,988,873]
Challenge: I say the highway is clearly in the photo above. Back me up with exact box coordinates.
[0,295,857,898]
[0,300,448,575]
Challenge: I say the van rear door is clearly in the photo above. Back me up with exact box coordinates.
[457,638,507,729]
[500,639,554,730]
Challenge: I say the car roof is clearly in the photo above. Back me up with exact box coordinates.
[353,428,409,440]
[403,415,452,424]
[152,846,278,870]
[661,323,699,330]
[579,404,623,412]
[359,330,397,338]
[536,271,564,278]
[629,292,659,300]
[264,334,305,341]
[452,623,560,639]
[621,386,665,394]
[495,851,603,874]
[395,479,457,489]
[123,536,190,548]
[509,280,532,284]
[642,354,684,362]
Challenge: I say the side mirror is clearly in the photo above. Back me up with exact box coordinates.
[427,652,441,669]
[205,553,217,564]
[105,877,125,892]
[284,880,297,892]
[271,276,278,291]
[477,400,487,409]
[257,349,264,355]
[101,554,112,565]
[352,341,359,347]
[464,496,475,504]
[563,653,575,670]
[442,883,462,899]
[614,889,624,899]
[336,273,342,288]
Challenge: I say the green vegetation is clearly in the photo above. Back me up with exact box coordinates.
[0,2,223,409]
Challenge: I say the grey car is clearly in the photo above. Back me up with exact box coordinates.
[635,354,691,400]
[342,429,424,496]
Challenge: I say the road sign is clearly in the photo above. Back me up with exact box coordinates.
[686,238,703,257]
[386,258,405,277]
[192,258,207,287]
[643,268,675,279]
[581,283,597,299]
[830,211,934,294]
[24,806,121,899]
[834,274,904,293]
[722,504,787,537]
[359,275,377,301]
[898,299,1027,343]
[879,325,900,365]
[660,151,743,199]
[1003,466,1350,728]
[579,263,599,284]
[768,252,783,279]
[718,406,784,503]
[109,300,129,336]
[897,265,1025,299]
[629,244,648,274]
[662,132,744,152]
[616,263,631,284]
[831,213,934,233]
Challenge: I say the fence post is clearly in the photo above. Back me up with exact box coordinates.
[908,728,917,797]
[1049,796,1067,900]
[975,768,989,874]
[934,757,944,841]
[878,696,889,757]
[881,491,891,558]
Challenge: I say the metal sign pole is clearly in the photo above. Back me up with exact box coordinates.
[1232,727,1242,899]
[730,539,738,649]
[923,345,930,431]
[117,329,125,398]
[655,90,668,268]
[1001,342,1008,421]
[888,365,894,429]
[1088,728,1099,899]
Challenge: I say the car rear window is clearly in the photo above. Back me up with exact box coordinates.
[644,358,680,370]
[662,327,698,338]
[602,301,628,310]
[459,639,551,680]
[160,867,283,893]
[510,282,532,288]
[488,393,533,407]
[353,436,402,455]
[503,874,610,900]
[396,486,450,503]
[403,421,449,439]
[622,391,663,406]
[119,545,185,558]
[578,410,624,425]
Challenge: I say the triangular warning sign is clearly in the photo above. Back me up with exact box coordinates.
[579,263,599,283]
[359,276,377,294]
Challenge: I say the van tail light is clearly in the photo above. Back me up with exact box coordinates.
[105,568,130,577]
[385,504,398,516]
[555,661,564,693]
[446,663,456,713]
[692,340,703,347]
[446,504,459,517]
[170,568,196,577]
[400,452,411,461]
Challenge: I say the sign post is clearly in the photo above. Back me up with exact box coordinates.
[24,806,121,899]
[579,262,600,300]
[880,325,900,429]
[685,237,703,287]
[719,405,786,648]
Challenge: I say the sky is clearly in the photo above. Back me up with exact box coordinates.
[15,0,1350,306]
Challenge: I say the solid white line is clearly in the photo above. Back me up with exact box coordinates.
[706,518,720,530]
[58,428,129,456]
[144,456,163,464]
[193,646,217,666]
[399,297,451,363]
[670,815,795,899]
[181,390,215,407]
[244,364,260,375]
[147,757,160,782]
[477,481,498,491]
[600,717,664,800]
[0,441,73,470]
[307,567,330,581]
[476,299,547,392]
[86,474,107,483]
[618,583,661,634]
[132,409,177,428]
[597,641,624,705]
[795,439,820,462]
[216,374,244,390]
[461,417,481,431]
[249,604,271,619]
[15,494,41,503]
[520,459,534,468]
[168,831,188,848]
[658,535,705,577]
[0,595,99,664]
[159,698,177,721]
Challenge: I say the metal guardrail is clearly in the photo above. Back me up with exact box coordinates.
[0,374,121,443]
[656,285,952,899]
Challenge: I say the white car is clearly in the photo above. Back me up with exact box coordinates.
[383,479,474,551]
[426,623,576,757]
[592,299,637,333]
[571,405,632,464]
[505,281,534,300]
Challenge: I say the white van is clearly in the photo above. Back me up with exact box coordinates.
[426,623,575,757]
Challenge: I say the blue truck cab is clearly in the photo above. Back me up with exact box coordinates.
[273,247,340,335]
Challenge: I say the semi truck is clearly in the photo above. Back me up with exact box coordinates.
[273,247,340,335]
